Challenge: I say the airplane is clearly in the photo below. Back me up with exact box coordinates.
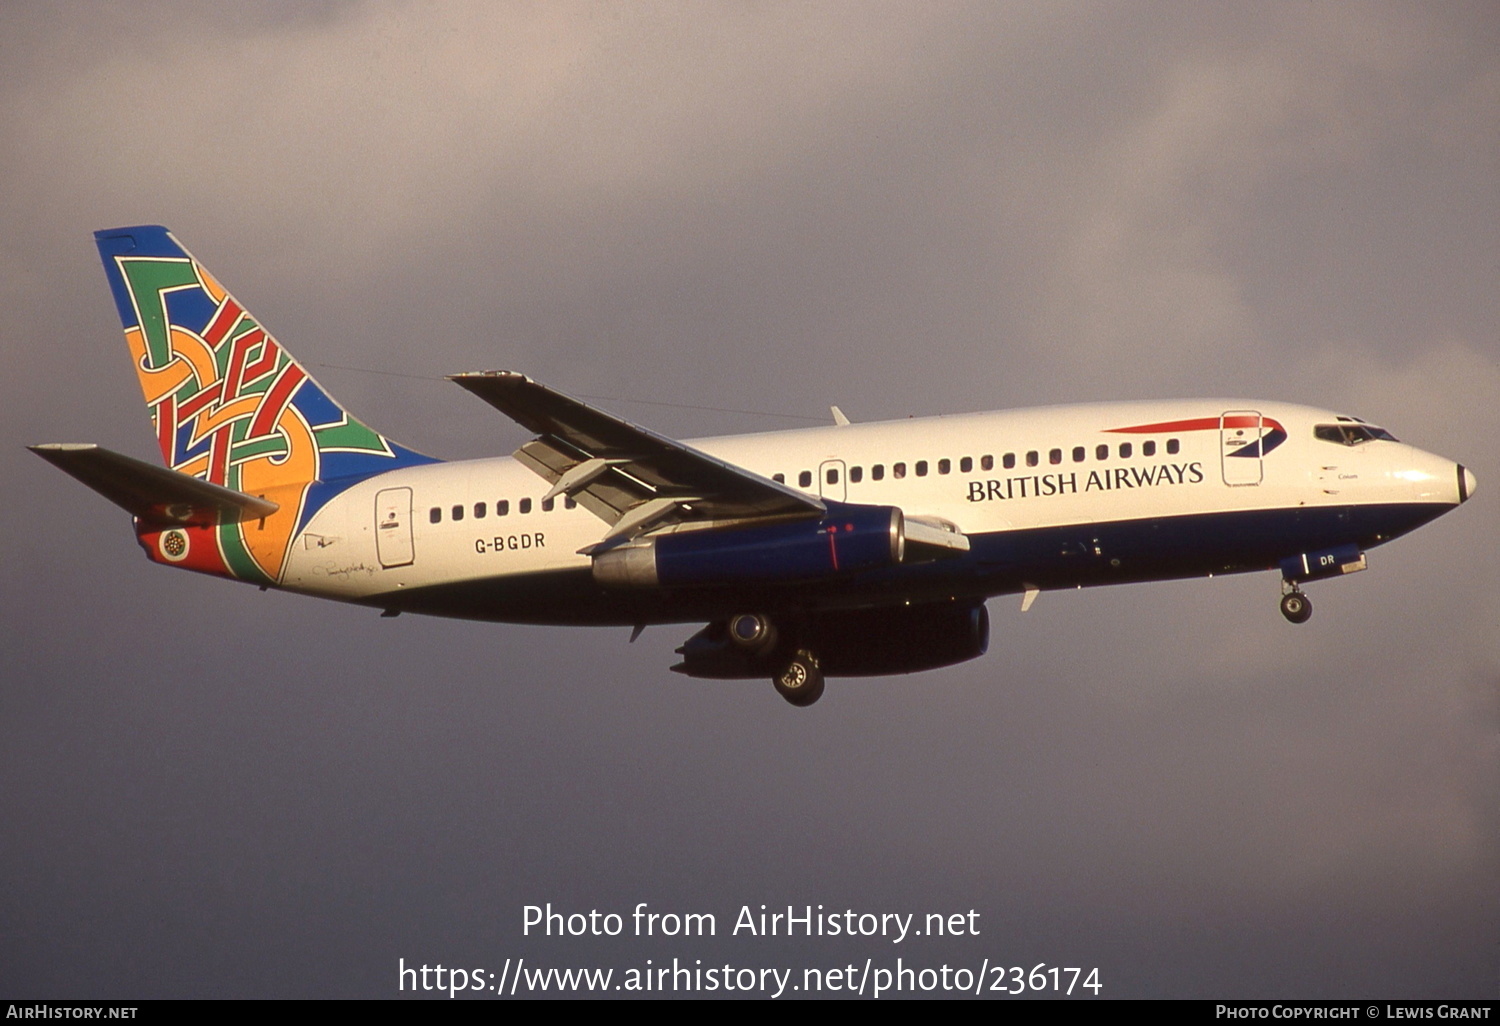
[31,225,1477,706]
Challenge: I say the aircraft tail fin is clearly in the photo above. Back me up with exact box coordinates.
[90,225,437,584]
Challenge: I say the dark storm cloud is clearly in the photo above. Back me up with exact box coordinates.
[1,1,1494,998]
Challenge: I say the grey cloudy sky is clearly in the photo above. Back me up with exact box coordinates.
[1,1,1495,999]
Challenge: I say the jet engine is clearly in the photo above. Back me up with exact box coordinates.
[672,600,990,680]
[592,506,904,588]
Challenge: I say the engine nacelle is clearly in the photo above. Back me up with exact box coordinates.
[671,601,990,680]
[810,602,990,676]
[592,506,904,589]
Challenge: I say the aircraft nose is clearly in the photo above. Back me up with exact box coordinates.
[1459,464,1476,503]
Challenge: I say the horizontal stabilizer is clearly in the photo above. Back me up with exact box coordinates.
[29,444,279,525]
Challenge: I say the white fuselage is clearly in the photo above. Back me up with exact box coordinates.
[278,399,1468,626]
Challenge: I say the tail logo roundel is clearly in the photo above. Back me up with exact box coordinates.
[95,226,436,585]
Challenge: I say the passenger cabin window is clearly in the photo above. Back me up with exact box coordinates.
[915,461,928,477]
[475,502,487,519]
[872,464,885,481]
[542,497,554,512]
[1003,453,1016,470]
[1119,442,1132,458]
[497,500,509,516]
[1072,446,1085,463]
[773,473,785,484]
[1166,439,1180,455]
[850,466,863,483]
[938,459,951,475]
[799,470,812,488]
[429,507,441,524]
[451,504,464,521]
[981,455,994,471]
[826,468,839,485]
[1142,440,1156,457]
[519,498,532,514]
[893,462,907,479]
[565,497,576,509]
[960,457,973,473]
[1096,444,1109,461]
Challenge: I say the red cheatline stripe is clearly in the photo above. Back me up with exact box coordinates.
[1105,415,1283,434]
[1105,417,1219,434]
[249,363,306,437]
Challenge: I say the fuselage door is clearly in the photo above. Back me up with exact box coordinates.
[375,487,415,567]
[818,460,847,502]
[1220,410,1264,486]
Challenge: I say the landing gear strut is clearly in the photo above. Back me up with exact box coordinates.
[1279,585,1312,624]
[773,648,825,707]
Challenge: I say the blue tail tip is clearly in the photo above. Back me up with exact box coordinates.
[95,225,179,259]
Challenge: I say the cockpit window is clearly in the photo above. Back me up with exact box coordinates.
[1315,424,1399,446]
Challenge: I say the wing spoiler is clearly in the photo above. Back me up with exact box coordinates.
[28,444,279,525]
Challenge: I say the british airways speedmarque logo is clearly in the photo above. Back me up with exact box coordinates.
[965,414,1287,504]
[1105,415,1288,458]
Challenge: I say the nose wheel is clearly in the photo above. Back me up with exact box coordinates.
[1279,587,1312,624]
[772,648,825,707]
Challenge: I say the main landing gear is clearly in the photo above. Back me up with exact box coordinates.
[728,612,826,707]
[772,648,825,707]
[1279,585,1313,624]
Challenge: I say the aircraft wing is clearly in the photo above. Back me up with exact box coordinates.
[450,372,825,540]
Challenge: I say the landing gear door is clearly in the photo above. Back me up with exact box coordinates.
[375,487,415,567]
[1220,410,1264,486]
[818,460,847,502]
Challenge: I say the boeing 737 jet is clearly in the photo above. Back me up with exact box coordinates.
[32,226,1476,705]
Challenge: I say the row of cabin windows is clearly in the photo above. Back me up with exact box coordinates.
[429,495,577,524]
[427,435,1186,522]
[774,438,1181,488]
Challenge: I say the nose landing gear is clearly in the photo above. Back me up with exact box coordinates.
[1279,584,1312,624]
